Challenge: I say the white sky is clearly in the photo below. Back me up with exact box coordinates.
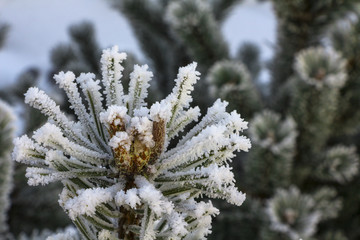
[0,0,276,87]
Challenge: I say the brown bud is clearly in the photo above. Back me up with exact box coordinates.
[149,119,166,164]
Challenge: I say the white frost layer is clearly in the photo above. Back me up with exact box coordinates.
[130,116,154,148]
[128,64,153,112]
[64,185,120,220]
[100,105,129,126]
[109,131,132,151]
[101,45,127,106]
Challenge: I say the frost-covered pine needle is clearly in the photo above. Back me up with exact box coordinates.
[13,45,251,240]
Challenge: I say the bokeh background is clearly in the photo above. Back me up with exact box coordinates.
[1,0,360,239]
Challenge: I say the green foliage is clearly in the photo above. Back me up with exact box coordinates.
[331,19,360,135]
[290,47,348,180]
[269,0,360,98]
[60,1,360,239]
[50,21,101,77]
[0,63,70,237]
[316,146,359,184]
[4,0,360,238]
[207,60,261,118]
[167,0,229,69]
[0,100,16,237]
[319,231,348,240]
[211,198,264,240]
[312,187,342,221]
[244,110,296,197]
[113,0,190,98]
[237,42,262,81]
[266,187,321,240]
[290,77,338,160]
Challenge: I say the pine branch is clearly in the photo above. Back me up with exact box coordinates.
[13,46,251,239]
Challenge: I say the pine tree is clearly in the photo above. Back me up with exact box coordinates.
[108,0,360,239]
[0,100,16,239]
[8,0,360,238]
[13,46,251,239]
[0,22,70,236]
[0,68,72,236]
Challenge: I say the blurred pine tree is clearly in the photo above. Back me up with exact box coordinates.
[0,100,16,239]
[0,22,70,237]
[3,0,360,239]
[111,0,360,239]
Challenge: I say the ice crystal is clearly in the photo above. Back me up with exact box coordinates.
[13,45,251,240]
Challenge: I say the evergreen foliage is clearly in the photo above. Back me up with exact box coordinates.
[0,22,70,236]
[0,68,70,236]
[236,42,261,82]
[245,110,296,197]
[13,46,251,239]
[110,0,360,239]
[330,18,360,135]
[4,0,360,239]
[0,100,16,238]
[207,60,261,118]
[50,21,101,77]
[113,0,191,99]
[269,0,359,95]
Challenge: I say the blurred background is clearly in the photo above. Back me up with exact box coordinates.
[1,0,360,239]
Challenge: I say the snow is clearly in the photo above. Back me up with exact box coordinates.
[76,73,104,117]
[115,188,141,209]
[128,64,153,113]
[168,62,200,111]
[109,131,132,151]
[134,106,150,117]
[101,46,127,106]
[13,40,254,237]
[12,135,46,165]
[168,106,201,138]
[136,176,174,216]
[0,0,275,86]
[149,100,171,122]
[168,212,188,236]
[130,116,154,148]
[98,230,117,240]
[33,122,109,163]
[64,186,114,220]
[53,71,76,89]
[100,105,129,126]
[176,99,229,146]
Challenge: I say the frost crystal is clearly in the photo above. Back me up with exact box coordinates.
[13,46,250,240]
[295,47,347,89]
[267,187,321,240]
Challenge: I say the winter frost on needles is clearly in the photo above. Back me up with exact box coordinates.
[12,45,251,240]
